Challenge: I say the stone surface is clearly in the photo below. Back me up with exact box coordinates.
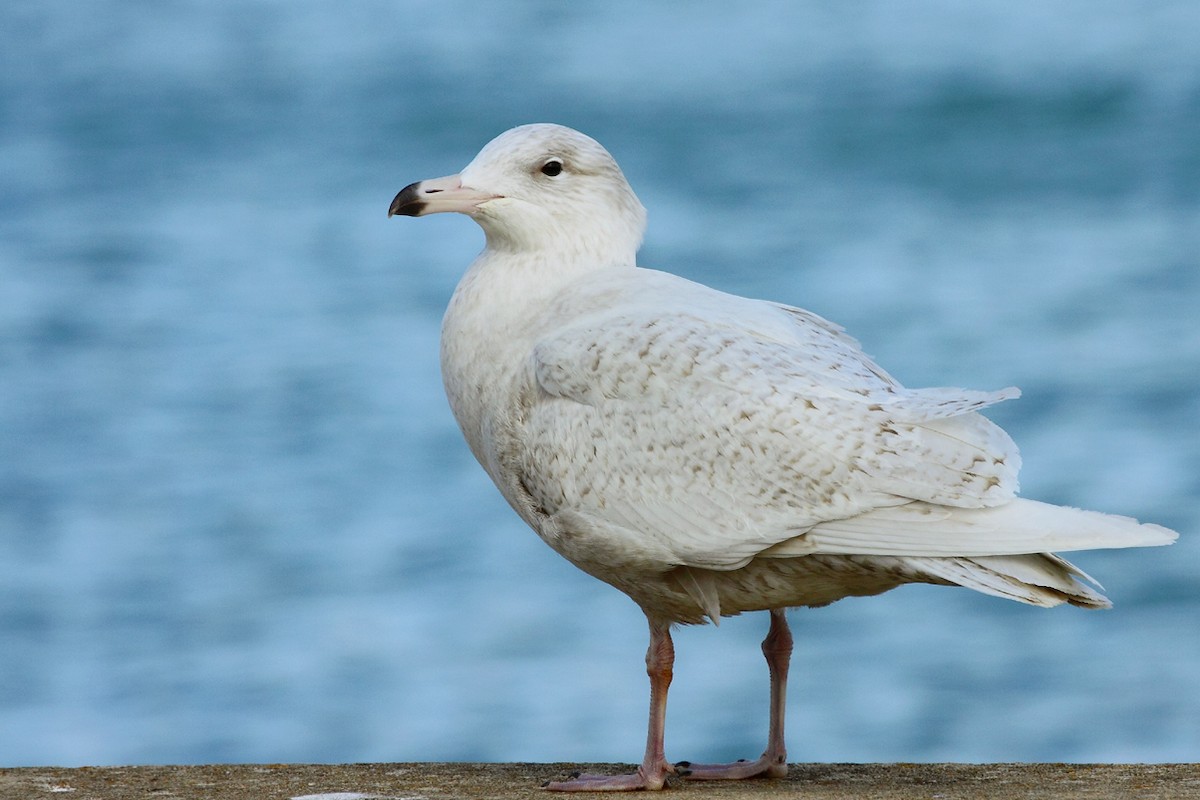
[1,763,1197,800]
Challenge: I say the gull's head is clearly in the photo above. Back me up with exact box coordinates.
[390,124,647,266]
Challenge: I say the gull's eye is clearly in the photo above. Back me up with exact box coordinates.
[540,159,564,177]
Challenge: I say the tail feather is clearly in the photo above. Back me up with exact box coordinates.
[914,553,1112,609]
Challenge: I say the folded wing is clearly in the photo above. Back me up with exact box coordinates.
[514,272,1149,572]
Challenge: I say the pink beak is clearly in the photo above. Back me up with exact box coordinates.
[388,174,499,217]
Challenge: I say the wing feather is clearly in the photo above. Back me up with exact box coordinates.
[516,272,1036,570]
[759,497,1178,558]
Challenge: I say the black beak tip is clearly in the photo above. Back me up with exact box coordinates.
[388,181,425,218]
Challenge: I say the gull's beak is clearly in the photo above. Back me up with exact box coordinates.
[388,173,499,218]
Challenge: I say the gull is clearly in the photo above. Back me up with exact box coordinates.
[388,123,1177,791]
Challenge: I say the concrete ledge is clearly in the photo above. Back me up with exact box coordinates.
[1,763,1197,800]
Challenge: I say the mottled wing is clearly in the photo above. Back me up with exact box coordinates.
[517,275,1020,570]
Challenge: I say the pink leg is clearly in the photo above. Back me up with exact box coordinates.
[678,608,792,781]
[544,617,677,791]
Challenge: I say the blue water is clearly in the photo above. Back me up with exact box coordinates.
[2,0,1198,768]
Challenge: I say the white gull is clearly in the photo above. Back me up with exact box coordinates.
[388,123,1177,791]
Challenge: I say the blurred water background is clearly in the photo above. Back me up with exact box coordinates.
[1,0,1198,768]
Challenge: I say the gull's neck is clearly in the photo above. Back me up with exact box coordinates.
[448,244,633,336]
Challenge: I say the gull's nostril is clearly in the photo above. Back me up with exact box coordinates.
[425,188,443,194]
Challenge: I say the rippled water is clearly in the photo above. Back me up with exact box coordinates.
[1,0,1197,767]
